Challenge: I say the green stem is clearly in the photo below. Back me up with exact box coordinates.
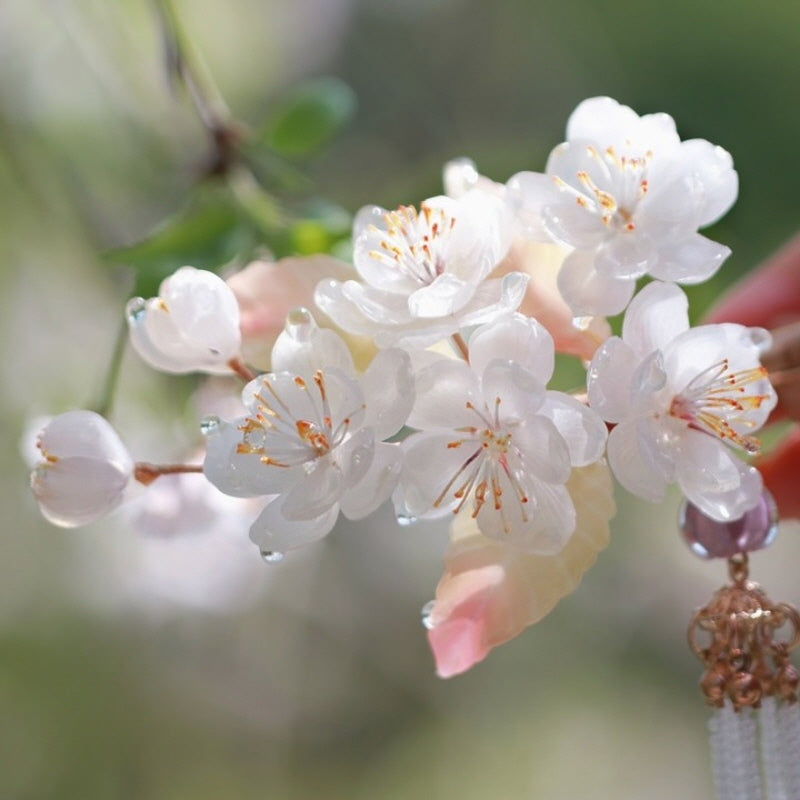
[92,316,129,418]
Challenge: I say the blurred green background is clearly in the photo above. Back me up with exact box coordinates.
[3,1,800,798]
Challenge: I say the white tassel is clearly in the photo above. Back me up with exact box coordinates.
[710,703,764,800]
[759,697,788,800]
[777,701,800,797]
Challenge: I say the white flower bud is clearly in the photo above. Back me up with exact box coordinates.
[30,410,134,527]
[126,266,242,375]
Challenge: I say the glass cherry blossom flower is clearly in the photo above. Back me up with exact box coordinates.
[508,96,738,316]
[203,309,414,556]
[126,266,243,375]
[314,191,527,348]
[587,281,777,521]
[30,410,134,527]
[398,313,607,554]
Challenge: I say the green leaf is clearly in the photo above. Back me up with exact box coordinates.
[263,77,357,158]
[105,191,250,297]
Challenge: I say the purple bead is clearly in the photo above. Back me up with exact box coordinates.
[679,490,778,559]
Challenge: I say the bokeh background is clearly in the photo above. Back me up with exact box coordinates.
[3,1,800,798]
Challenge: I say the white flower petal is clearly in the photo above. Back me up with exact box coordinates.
[538,391,607,466]
[456,272,529,327]
[468,314,554,383]
[408,273,474,318]
[476,473,575,555]
[37,410,132,469]
[281,457,344,521]
[32,457,130,528]
[607,419,668,503]
[339,442,403,519]
[675,429,742,495]
[249,494,340,553]
[506,170,562,241]
[595,233,654,280]
[360,348,414,440]
[407,360,480,431]
[203,420,302,497]
[335,427,375,490]
[511,416,571,484]
[400,431,482,517]
[480,360,546,422]
[622,281,689,357]
[649,234,730,283]
[681,463,763,523]
[270,308,355,376]
[587,337,638,422]
[557,249,636,316]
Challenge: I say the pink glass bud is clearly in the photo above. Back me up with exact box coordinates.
[679,490,778,559]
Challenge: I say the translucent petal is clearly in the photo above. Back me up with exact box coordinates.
[587,337,638,422]
[542,200,607,250]
[37,410,132,470]
[681,462,763,522]
[339,442,403,519]
[649,234,730,283]
[505,171,562,241]
[456,272,529,327]
[281,457,344,521]
[249,494,340,553]
[270,308,355,377]
[595,234,654,280]
[407,359,480,431]
[476,471,575,555]
[511,415,571,484]
[360,348,414,440]
[480,360,546,422]
[400,431,483,517]
[557,249,636,316]
[162,267,241,357]
[203,420,302,497]
[32,456,129,527]
[408,273,474,318]
[622,280,689,357]
[675,139,738,226]
[335,428,375,490]
[538,391,607,466]
[468,314,554,383]
[607,419,668,502]
[675,429,742,494]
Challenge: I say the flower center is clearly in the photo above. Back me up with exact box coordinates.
[668,359,770,454]
[554,144,650,232]
[433,398,530,534]
[368,203,456,285]
[236,371,355,466]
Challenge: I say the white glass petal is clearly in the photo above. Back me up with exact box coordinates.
[587,337,638,423]
[37,410,132,469]
[162,266,241,357]
[281,457,344,521]
[538,391,607,466]
[557,249,636,316]
[506,170,562,241]
[400,431,483,517]
[270,308,355,377]
[339,442,403,520]
[407,359,480,431]
[360,348,414,440]
[476,473,575,555]
[606,419,668,503]
[335,427,375,490]
[511,415,571,484]
[595,233,654,280]
[677,139,738,226]
[674,429,742,494]
[456,272,529,327]
[468,314,554,383]
[32,456,130,527]
[681,462,763,522]
[480,359,546,422]
[443,157,480,198]
[621,281,689,357]
[408,273,474,318]
[648,234,730,284]
[249,494,340,553]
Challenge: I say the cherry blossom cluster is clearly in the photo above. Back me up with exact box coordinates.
[30,97,777,676]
